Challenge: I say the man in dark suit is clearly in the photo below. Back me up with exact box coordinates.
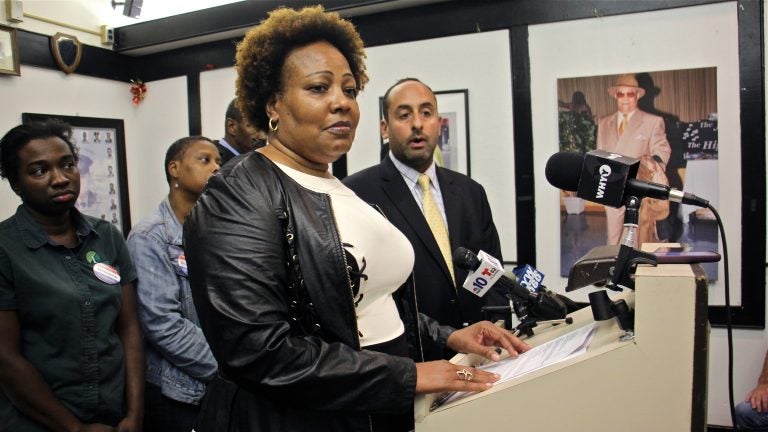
[215,98,266,165]
[344,78,508,347]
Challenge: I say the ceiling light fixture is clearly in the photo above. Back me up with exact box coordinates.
[111,0,143,18]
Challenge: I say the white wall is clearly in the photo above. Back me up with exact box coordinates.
[0,0,126,48]
[200,67,238,141]
[352,30,516,260]
[0,65,188,225]
[124,75,189,220]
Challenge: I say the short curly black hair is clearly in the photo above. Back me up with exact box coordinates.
[163,135,215,184]
[235,5,368,132]
[0,119,78,186]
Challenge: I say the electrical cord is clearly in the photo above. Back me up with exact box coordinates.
[708,204,738,430]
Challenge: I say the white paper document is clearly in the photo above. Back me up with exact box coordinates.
[437,322,598,407]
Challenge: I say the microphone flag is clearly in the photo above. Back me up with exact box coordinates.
[512,265,545,293]
[461,250,503,297]
[577,149,639,208]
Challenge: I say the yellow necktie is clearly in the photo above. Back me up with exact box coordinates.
[418,174,455,283]
[618,114,628,135]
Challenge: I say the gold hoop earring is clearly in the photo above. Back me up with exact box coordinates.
[268,118,279,132]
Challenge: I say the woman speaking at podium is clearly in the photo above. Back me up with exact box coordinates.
[183,5,529,432]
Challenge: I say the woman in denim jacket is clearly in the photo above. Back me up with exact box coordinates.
[127,136,221,432]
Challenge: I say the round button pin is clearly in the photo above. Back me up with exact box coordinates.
[93,263,121,285]
[177,253,188,276]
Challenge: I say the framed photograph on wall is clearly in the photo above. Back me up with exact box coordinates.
[434,90,471,176]
[526,2,763,327]
[378,89,471,176]
[0,25,20,76]
[555,68,719,282]
[22,113,132,234]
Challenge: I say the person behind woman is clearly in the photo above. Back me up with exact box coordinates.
[183,6,529,432]
[0,120,143,431]
[127,137,220,432]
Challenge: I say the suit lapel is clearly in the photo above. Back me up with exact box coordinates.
[380,158,452,281]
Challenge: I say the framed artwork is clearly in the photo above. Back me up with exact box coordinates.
[555,68,719,283]
[21,113,132,234]
[0,25,20,76]
[434,90,471,176]
[378,89,471,176]
[526,2,763,328]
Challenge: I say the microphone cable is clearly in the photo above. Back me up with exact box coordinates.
[709,203,738,430]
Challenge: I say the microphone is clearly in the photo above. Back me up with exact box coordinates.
[512,264,545,293]
[545,150,709,208]
[453,247,568,321]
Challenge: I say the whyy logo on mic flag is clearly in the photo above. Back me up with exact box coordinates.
[577,149,639,208]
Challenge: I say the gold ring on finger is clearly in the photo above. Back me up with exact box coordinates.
[456,368,473,381]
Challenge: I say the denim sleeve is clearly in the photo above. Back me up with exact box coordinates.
[127,231,217,381]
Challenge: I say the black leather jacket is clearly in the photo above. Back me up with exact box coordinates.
[184,152,453,432]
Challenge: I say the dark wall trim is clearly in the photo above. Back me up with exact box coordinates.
[708,0,765,328]
[14,0,731,85]
[113,0,404,53]
[131,38,240,83]
[114,0,729,57]
[510,26,535,266]
[17,29,135,82]
[353,0,728,47]
[119,0,730,84]
[187,73,202,136]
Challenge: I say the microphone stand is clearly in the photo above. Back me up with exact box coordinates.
[480,303,539,336]
[608,195,658,291]
[510,300,539,337]
[508,290,570,338]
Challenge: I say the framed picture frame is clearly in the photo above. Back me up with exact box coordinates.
[0,25,20,76]
[555,68,719,283]
[525,2,763,328]
[378,89,471,176]
[434,90,471,176]
[21,113,132,234]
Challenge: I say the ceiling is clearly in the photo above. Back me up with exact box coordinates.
[111,0,244,23]
[113,0,451,56]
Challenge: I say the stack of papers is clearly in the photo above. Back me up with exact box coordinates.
[438,322,598,407]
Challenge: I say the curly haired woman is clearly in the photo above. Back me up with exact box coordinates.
[184,6,529,432]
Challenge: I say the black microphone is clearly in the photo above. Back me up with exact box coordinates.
[453,247,568,321]
[545,150,709,208]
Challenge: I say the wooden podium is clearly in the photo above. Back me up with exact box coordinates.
[415,253,709,431]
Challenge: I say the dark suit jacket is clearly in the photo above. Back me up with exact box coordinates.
[214,141,238,167]
[343,157,507,334]
[214,140,267,168]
